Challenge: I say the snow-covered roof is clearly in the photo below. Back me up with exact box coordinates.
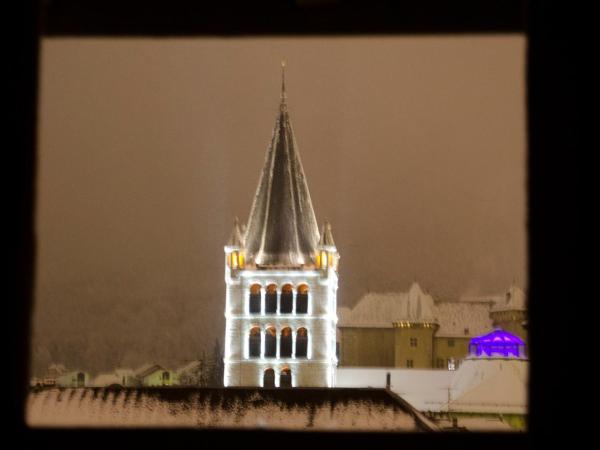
[338,283,494,336]
[135,363,166,378]
[26,387,433,431]
[336,358,528,417]
[338,282,436,328]
[446,358,528,414]
[226,217,245,247]
[46,364,68,377]
[435,302,494,337]
[335,367,453,413]
[458,295,503,304]
[492,285,527,312]
[319,221,336,248]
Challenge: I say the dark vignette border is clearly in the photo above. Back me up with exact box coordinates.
[12,1,574,448]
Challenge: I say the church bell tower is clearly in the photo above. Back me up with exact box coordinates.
[223,62,339,388]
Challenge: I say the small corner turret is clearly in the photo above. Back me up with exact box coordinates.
[316,221,339,273]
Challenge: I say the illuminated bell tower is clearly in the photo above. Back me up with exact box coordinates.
[223,61,339,388]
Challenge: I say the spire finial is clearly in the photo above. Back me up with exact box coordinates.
[280,59,287,109]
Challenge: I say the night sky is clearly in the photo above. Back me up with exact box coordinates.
[31,36,526,374]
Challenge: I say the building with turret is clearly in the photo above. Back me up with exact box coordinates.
[490,285,527,342]
[223,62,339,388]
[338,283,527,370]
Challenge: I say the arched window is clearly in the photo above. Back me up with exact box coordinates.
[295,328,308,358]
[249,326,261,358]
[280,368,292,388]
[162,371,170,384]
[296,284,308,314]
[280,327,292,357]
[280,284,293,313]
[76,372,85,387]
[263,368,275,388]
[249,284,261,314]
[265,284,277,313]
[265,326,277,357]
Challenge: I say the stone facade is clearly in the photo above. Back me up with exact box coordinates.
[393,323,438,369]
[339,328,395,367]
[433,337,471,369]
[224,267,339,387]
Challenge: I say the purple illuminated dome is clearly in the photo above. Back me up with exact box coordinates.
[468,329,526,358]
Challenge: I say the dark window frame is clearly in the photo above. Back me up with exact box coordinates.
[13,0,570,442]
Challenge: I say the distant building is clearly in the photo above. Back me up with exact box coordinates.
[223,63,339,388]
[134,363,177,387]
[338,283,527,369]
[56,371,89,388]
[490,285,528,342]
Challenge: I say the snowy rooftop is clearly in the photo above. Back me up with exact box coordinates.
[26,387,437,431]
[338,282,436,328]
[338,282,496,336]
[447,358,528,414]
[435,301,494,337]
[135,363,166,378]
[336,358,528,417]
[336,368,453,413]
[492,285,527,312]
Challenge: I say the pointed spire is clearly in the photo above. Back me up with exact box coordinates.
[319,221,336,247]
[226,217,244,247]
[280,59,287,110]
[244,62,320,267]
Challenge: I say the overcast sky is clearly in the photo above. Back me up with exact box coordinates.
[32,36,526,372]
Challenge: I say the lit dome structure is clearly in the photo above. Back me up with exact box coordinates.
[468,329,526,358]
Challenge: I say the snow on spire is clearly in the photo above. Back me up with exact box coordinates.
[243,62,320,267]
[226,217,244,247]
[319,221,336,248]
